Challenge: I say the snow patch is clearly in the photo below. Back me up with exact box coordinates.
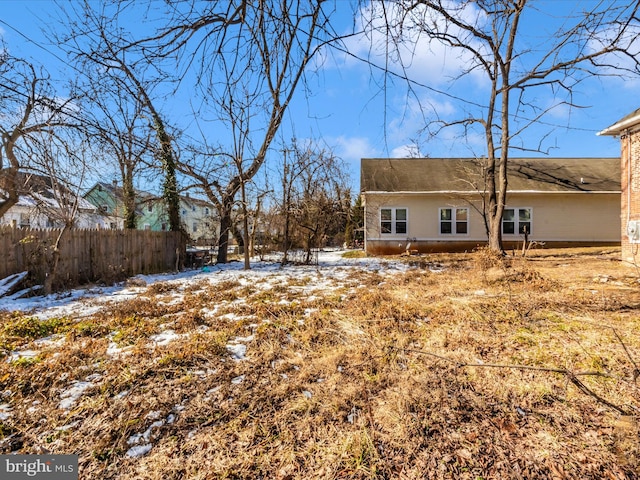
[106,341,133,358]
[0,403,12,420]
[126,444,153,458]
[58,380,96,410]
[149,330,181,347]
[7,350,39,363]
[226,334,254,361]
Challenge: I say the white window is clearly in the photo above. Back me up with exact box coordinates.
[380,208,407,235]
[193,222,198,233]
[440,208,468,235]
[144,224,151,231]
[503,208,532,235]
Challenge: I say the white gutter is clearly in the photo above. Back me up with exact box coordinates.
[597,112,640,136]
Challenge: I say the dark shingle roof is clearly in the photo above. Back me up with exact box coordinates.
[360,158,620,193]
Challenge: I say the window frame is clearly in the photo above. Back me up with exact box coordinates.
[502,207,533,236]
[439,207,469,236]
[19,213,30,228]
[379,207,408,235]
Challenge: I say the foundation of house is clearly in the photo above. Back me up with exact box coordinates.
[365,240,620,255]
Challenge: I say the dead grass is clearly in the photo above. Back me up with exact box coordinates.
[0,247,639,479]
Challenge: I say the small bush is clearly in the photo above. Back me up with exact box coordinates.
[473,245,506,272]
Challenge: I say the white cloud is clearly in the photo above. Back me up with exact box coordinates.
[387,93,457,142]
[330,135,378,162]
[337,1,488,87]
[391,144,422,158]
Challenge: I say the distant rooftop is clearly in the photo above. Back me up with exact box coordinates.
[361,157,620,193]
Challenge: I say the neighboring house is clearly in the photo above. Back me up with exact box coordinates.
[0,172,109,229]
[84,182,217,243]
[360,157,621,254]
[176,194,217,245]
[83,181,146,230]
[598,108,640,263]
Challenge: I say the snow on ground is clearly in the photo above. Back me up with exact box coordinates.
[59,378,100,411]
[0,250,411,318]
[0,250,420,453]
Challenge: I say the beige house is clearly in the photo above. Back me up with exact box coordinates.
[360,158,621,254]
[598,107,640,263]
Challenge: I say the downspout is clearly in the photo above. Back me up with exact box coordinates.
[627,131,639,261]
[362,194,367,253]
[627,131,631,227]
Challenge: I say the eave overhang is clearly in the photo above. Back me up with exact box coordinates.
[598,111,640,136]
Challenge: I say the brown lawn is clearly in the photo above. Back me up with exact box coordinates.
[0,247,638,479]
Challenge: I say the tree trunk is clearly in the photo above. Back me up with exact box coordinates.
[156,123,181,232]
[44,226,68,295]
[0,168,20,218]
[240,180,250,270]
[122,172,137,229]
[249,195,263,260]
[216,202,232,264]
[231,222,244,254]
[487,212,503,252]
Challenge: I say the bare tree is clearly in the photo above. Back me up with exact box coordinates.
[59,5,183,233]
[370,0,640,251]
[346,194,365,248]
[84,78,154,230]
[29,131,95,294]
[123,0,338,264]
[283,140,351,264]
[0,53,78,218]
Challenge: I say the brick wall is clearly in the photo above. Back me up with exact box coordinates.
[621,129,640,263]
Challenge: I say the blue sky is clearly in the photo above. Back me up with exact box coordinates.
[0,1,635,190]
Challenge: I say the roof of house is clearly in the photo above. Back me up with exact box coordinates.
[598,107,640,136]
[1,171,97,212]
[86,182,214,208]
[181,195,214,209]
[87,181,156,202]
[361,157,620,193]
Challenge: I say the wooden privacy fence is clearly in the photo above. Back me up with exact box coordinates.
[0,226,186,292]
